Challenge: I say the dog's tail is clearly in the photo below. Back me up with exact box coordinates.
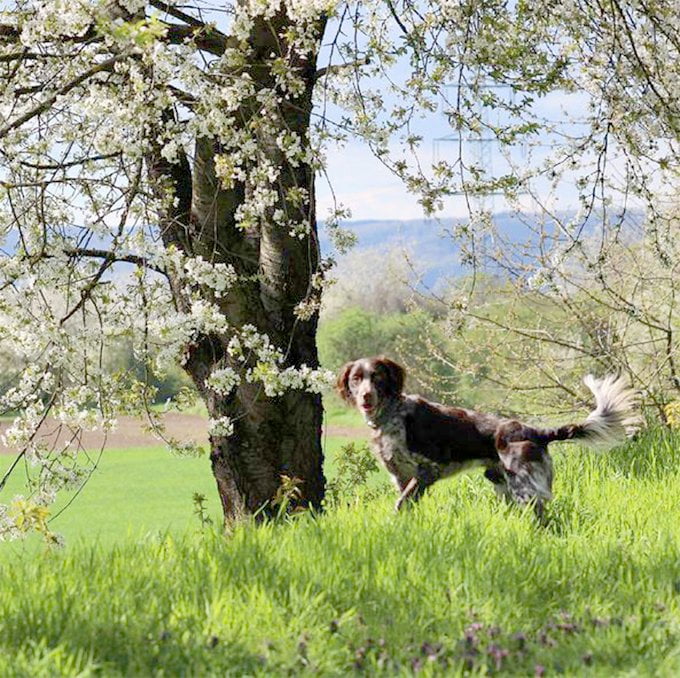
[540,374,639,449]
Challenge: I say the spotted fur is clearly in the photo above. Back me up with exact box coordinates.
[337,357,638,516]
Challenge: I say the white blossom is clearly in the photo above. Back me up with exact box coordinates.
[208,416,234,437]
[184,256,238,297]
[207,367,241,396]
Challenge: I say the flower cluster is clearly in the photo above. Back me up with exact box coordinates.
[208,416,235,438]
[248,363,334,397]
[184,256,238,298]
[207,367,241,396]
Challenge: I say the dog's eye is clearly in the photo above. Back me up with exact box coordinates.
[350,373,362,383]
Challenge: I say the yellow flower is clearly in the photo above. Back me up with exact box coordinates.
[664,401,680,430]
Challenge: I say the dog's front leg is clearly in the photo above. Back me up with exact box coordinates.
[394,464,438,511]
[395,476,419,511]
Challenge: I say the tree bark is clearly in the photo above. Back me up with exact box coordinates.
[147,9,327,522]
[209,386,324,520]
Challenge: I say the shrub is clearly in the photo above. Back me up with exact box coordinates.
[318,307,459,401]
[325,442,387,506]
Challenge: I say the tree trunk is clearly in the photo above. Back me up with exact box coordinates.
[209,387,324,520]
[147,10,328,522]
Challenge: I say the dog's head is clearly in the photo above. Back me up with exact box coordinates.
[337,357,405,418]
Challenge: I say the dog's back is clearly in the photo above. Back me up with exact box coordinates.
[402,395,499,465]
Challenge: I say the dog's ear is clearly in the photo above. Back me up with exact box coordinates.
[379,357,405,396]
[336,361,356,404]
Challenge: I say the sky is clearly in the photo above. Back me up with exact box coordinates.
[317,142,428,221]
[314,88,599,222]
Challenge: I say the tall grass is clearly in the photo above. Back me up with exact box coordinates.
[1,429,680,676]
[0,447,220,546]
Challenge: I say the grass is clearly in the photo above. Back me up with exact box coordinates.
[1,394,680,675]
[0,447,219,548]
[323,392,365,429]
[0,397,366,547]
[0,435,367,548]
[1,429,680,675]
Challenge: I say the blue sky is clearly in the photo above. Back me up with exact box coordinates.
[315,87,599,222]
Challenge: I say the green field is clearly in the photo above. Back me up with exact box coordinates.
[0,435,362,547]
[2,426,680,675]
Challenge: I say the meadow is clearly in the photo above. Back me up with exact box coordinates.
[1,414,680,675]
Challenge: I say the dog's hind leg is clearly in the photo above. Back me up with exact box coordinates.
[484,465,512,503]
[495,442,554,521]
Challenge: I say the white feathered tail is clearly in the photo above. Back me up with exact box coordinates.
[540,374,639,448]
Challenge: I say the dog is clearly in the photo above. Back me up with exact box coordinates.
[337,356,638,516]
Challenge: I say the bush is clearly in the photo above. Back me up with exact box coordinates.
[325,441,387,506]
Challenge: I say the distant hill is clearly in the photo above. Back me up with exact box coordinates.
[319,218,464,288]
[318,210,645,289]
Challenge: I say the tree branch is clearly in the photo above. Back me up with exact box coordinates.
[0,390,58,494]
[64,247,164,273]
[315,57,370,81]
[0,53,130,138]
[163,23,234,55]
[19,152,121,171]
[385,0,410,37]
[167,84,197,107]
[150,1,237,56]
[149,0,211,28]
[0,22,99,45]
[1,14,234,57]
[0,23,20,41]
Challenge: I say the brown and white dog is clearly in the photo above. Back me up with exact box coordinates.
[337,356,638,516]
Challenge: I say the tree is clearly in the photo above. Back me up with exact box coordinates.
[320,243,422,318]
[440,213,680,424]
[0,2,334,531]
[429,1,680,420]
[0,1,678,536]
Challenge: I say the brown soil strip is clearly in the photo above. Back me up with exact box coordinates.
[0,414,365,454]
